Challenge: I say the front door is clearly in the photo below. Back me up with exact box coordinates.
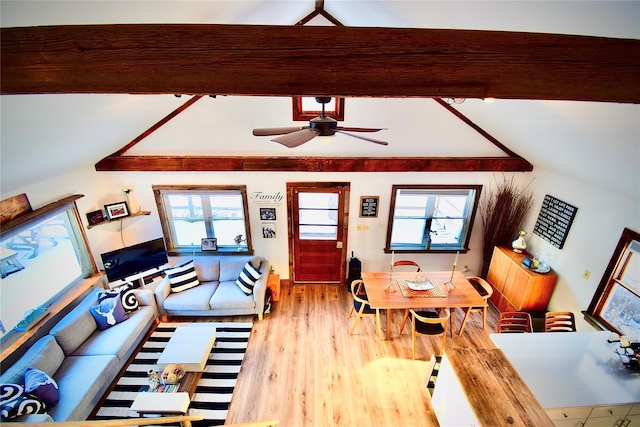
[287,182,350,284]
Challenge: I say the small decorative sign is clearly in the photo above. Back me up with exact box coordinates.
[360,196,379,217]
[533,195,578,249]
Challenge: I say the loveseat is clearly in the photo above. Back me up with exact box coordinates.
[154,255,270,321]
[0,286,157,422]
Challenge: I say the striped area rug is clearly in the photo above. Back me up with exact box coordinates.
[94,322,252,426]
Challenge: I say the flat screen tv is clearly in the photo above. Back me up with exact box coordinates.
[101,238,168,283]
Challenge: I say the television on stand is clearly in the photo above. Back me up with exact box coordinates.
[100,237,169,288]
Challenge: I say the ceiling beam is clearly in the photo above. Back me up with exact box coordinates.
[2,24,639,103]
[94,156,533,173]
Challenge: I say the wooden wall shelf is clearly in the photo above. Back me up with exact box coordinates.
[87,210,151,229]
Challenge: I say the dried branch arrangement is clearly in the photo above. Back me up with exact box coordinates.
[480,175,534,277]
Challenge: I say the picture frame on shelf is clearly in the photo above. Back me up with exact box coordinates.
[104,201,130,220]
[86,209,107,225]
[201,238,218,251]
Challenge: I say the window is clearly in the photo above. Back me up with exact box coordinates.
[0,196,95,339]
[153,185,252,254]
[298,192,339,240]
[386,185,481,253]
[292,96,345,121]
[587,228,640,336]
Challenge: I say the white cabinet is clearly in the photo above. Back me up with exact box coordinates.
[547,407,591,427]
[547,403,639,427]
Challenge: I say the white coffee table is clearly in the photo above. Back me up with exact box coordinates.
[157,324,217,371]
[131,323,217,417]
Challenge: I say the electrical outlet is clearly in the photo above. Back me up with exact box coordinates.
[583,269,591,280]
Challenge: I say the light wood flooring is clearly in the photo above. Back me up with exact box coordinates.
[212,283,502,427]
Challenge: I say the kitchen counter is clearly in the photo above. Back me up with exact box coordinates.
[491,331,640,409]
[431,348,554,426]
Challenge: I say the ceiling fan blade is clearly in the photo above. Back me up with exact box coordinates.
[335,129,389,146]
[253,126,307,136]
[272,128,319,148]
[337,126,386,133]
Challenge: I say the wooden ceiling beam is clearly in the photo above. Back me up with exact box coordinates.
[2,24,639,103]
[94,156,533,173]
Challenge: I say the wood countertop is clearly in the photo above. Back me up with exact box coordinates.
[446,348,555,426]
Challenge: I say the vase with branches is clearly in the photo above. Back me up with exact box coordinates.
[479,175,534,278]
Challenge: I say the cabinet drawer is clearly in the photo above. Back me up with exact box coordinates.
[489,291,516,312]
[547,407,592,421]
[589,404,632,418]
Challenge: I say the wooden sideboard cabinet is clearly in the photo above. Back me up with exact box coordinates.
[486,246,557,313]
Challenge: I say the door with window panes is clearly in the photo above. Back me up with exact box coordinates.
[288,183,349,284]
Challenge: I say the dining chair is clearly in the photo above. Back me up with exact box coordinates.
[544,311,576,332]
[498,311,533,333]
[349,279,382,339]
[392,260,423,335]
[458,276,493,335]
[410,308,450,359]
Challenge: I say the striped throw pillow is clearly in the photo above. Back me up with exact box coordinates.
[166,260,200,293]
[235,261,261,295]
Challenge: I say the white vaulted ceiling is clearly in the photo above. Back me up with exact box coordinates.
[1,1,639,199]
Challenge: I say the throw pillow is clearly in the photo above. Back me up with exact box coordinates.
[89,296,128,330]
[165,260,200,293]
[0,384,46,421]
[235,261,261,295]
[24,368,59,407]
[98,283,139,313]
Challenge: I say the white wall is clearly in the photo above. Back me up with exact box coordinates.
[6,163,639,332]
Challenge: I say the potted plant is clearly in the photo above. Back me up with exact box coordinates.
[479,175,534,277]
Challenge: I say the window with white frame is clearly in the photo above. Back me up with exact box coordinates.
[153,185,252,254]
[386,185,482,252]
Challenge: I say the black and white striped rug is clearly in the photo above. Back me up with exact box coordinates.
[94,322,252,426]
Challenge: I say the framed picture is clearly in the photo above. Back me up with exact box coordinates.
[104,201,130,220]
[260,207,277,220]
[262,222,276,239]
[360,196,379,217]
[86,209,106,225]
[201,237,218,251]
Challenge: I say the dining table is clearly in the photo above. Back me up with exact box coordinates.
[361,270,487,340]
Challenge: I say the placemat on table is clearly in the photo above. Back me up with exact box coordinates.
[397,279,447,297]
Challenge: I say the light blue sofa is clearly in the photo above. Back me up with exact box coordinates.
[0,287,157,422]
[154,255,270,321]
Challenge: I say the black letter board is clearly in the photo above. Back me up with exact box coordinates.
[360,196,379,217]
[533,195,578,249]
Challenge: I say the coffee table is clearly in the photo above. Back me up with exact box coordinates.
[130,324,217,417]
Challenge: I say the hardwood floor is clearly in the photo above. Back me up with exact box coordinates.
[216,283,502,427]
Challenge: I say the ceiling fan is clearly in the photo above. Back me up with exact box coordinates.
[252,97,388,148]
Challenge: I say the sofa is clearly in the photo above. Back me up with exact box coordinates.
[154,255,270,321]
[0,286,157,422]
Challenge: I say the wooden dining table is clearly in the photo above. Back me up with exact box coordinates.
[361,270,487,340]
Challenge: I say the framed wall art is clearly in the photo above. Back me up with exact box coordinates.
[262,222,276,239]
[260,207,276,220]
[104,201,130,220]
